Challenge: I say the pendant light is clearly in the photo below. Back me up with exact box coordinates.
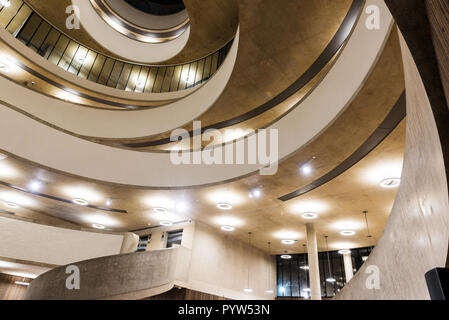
[363,211,374,249]
[325,236,336,283]
[244,232,253,293]
[264,242,274,294]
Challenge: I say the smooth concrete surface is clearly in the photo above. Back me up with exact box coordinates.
[0,216,132,265]
[306,224,321,300]
[335,32,449,300]
[24,246,191,300]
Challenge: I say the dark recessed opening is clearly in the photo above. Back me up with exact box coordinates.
[124,0,186,16]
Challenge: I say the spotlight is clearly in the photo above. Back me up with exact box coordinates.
[338,249,351,255]
[216,202,233,210]
[0,0,11,8]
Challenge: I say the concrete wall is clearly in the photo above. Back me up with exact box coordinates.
[185,222,276,300]
[0,216,132,266]
[336,32,449,300]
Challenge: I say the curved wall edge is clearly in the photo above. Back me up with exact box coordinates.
[335,31,449,300]
[72,0,189,63]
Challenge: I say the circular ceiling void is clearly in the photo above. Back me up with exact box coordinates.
[90,0,190,44]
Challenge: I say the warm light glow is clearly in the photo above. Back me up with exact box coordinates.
[249,189,262,199]
[281,255,292,260]
[340,230,356,236]
[361,160,403,186]
[221,225,235,232]
[0,191,36,208]
[331,220,364,231]
[92,224,105,230]
[273,230,302,240]
[326,277,336,283]
[289,200,329,216]
[207,190,244,207]
[212,216,244,228]
[300,265,309,270]
[338,249,351,255]
[224,128,248,142]
[281,240,295,245]
[301,164,312,175]
[81,213,119,229]
[181,70,196,84]
[217,202,233,210]
[14,281,30,286]
[380,178,401,188]
[72,198,89,206]
[62,186,103,203]
[176,202,188,213]
[160,220,174,226]
[28,180,43,192]
[331,241,357,250]
[153,207,168,214]
[0,0,11,8]
[243,288,253,293]
[0,162,18,178]
[3,202,19,209]
[301,212,318,220]
[58,91,81,104]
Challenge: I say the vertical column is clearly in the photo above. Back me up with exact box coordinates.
[306,223,321,300]
[343,253,354,282]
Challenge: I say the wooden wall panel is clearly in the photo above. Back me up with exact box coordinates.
[0,273,31,300]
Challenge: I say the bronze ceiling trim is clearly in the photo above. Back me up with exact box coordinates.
[121,0,366,148]
[90,0,190,44]
[0,180,128,214]
[279,92,406,202]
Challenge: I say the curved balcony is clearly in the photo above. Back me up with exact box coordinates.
[0,0,232,94]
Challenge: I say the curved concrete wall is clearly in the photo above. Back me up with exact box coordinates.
[335,32,449,300]
[25,246,191,300]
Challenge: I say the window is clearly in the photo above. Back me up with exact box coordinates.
[166,230,183,248]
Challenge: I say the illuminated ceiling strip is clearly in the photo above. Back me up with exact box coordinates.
[0,180,127,213]
[279,92,406,201]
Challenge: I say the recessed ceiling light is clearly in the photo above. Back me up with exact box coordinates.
[29,180,42,192]
[3,202,19,209]
[338,249,351,255]
[221,225,235,232]
[160,220,173,226]
[264,289,274,294]
[92,224,105,230]
[340,230,356,236]
[380,178,401,188]
[0,153,7,161]
[14,281,29,286]
[326,277,336,283]
[216,202,233,210]
[0,0,11,8]
[282,239,295,245]
[281,255,292,260]
[249,189,261,198]
[153,207,168,214]
[106,199,112,206]
[301,212,318,220]
[243,288,253,293]
[72,198,89,206]
[301,164,312,175]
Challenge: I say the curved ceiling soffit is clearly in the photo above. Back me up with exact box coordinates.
[0,0,394,188]
[72,0,190,63]
[0,29,240,139]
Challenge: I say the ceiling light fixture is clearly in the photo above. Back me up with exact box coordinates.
[301,212,318,220]
[92,224,105,230]
[249,189,262,199]
[221,225,235,232]
[282,239,295,245]
[340,230,356,236]
[160,220,173,227]
[72,198,89,206]
[216,202,233,210]
[338,249,351,255]
[380,177,401,188]
[106,199,112,206]
[14,281,29,286]
[29,180,42,192]
[281,254,292,260]
[153,207,168,214]
[3,202,19,209]
[0,0,11,8]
